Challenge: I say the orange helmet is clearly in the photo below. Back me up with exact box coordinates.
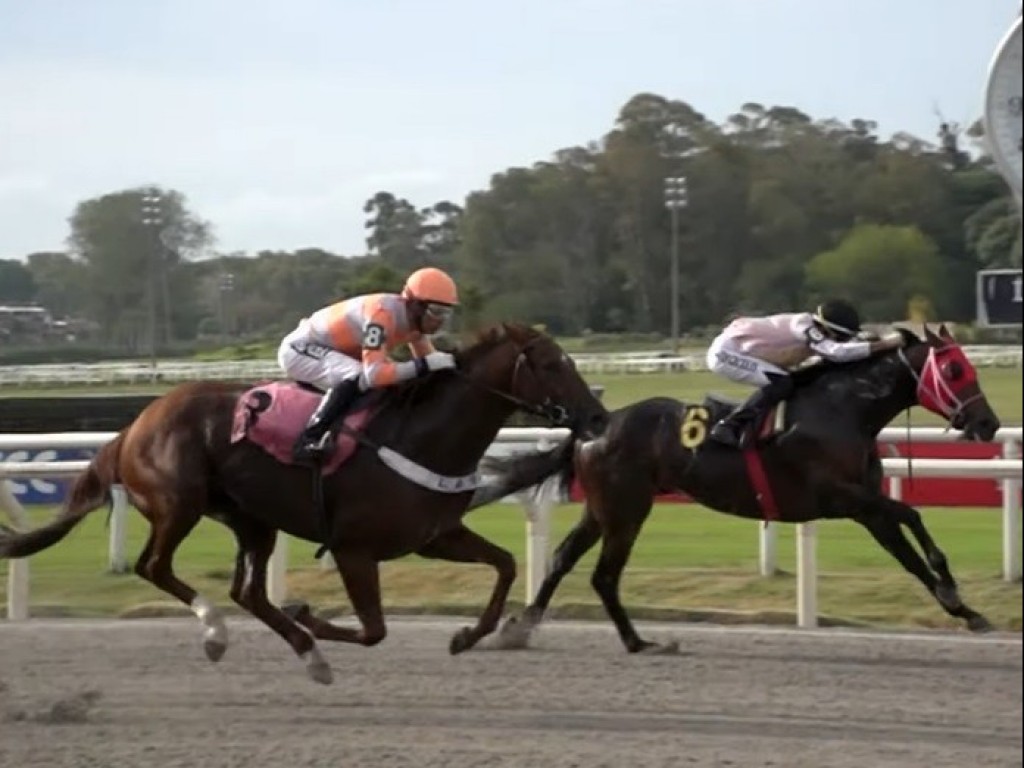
[401,267,459,306]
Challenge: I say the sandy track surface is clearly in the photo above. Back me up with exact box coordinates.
[0,617,1020,768]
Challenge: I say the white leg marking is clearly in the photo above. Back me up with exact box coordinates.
[191,594,228,648]
[302,644,334,685]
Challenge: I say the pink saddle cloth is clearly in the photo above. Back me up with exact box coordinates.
[230,381,374,475]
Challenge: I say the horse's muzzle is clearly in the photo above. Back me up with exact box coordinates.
[957,413,1000,442]
[573,410,609,441]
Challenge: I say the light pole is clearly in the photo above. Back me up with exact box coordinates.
[664,176,688,350]
[140,189,163,369]
[218,272,235,342]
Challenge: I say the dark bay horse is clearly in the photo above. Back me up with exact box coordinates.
[474,325,1003,653]
[0,323,607,683]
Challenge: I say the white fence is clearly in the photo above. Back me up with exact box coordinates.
[1,345,1020,387]
[1,427,1021,629]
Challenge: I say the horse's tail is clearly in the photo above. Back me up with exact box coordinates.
[0,430,126,559]
[468,435,577,511]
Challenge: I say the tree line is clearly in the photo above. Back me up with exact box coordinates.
[1,93,1020,353]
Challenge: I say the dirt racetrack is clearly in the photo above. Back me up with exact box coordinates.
[0,616,1020,768]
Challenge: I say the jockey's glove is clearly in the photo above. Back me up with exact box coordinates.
[416,351,457,376]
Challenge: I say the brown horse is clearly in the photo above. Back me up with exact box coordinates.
[0,323,608,683]
[473,325,1004,652]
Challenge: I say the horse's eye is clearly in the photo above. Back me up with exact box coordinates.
[942,361,964,381]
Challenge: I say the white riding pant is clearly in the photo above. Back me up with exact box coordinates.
[706,336,787,388]
[277,328,363,392]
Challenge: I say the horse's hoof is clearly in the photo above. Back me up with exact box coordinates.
[308,662,334,685]
[302,648,334,685]
[520,605,545,626]
[201,624,228,662]
[449,627,476,655]
[492,616,533,650]
[968,615,994,633]
[630,640,680,655]
[637,641,681,656]
[282,602,311,623]
[203,639,227,662]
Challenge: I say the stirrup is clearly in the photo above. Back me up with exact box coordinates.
[709,420,744,447]
[294,431,334,462]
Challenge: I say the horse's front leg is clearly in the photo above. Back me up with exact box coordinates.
[283,550,389,647]
[835,483,993,632]
[416,524,516,654]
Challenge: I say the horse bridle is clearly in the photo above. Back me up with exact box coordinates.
[454,339,572,427]
[897,345,983,426]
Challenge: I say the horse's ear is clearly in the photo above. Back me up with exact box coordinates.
[937,322,954,341]
[923,324,943,346]
[503,322,526,343]
[896,326,920,347]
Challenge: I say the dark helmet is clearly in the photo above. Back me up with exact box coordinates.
[813,299,861,341]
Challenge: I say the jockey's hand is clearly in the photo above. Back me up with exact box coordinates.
[883,333,905,349]
[424,351,457,372]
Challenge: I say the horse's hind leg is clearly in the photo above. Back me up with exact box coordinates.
[226,516,333,684]
[848,490,992,632]
[415,524,516,655]
[531,505,602,615]
[590,501,677,654]
[133,500,229,660]
[502,505,602,642]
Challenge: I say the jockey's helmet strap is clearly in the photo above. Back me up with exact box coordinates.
[814,311,856,338]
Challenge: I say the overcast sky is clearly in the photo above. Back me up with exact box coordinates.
[0,0,1019,260]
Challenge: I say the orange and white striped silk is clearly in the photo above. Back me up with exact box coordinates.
[303,293,435,388]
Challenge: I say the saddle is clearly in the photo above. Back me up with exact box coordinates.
[702,393,789,444]
[230,381,376,475]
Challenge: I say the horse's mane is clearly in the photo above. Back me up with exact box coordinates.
[375,322,541,411]
[452,322,540,367]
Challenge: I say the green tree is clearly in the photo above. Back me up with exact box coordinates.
[68,187,212,347]
[0,259,36,303]
[805,224,947,320]
[364,192,428,271]
[25,252,89,319]
[965,197,1022,268]
[343,260,405,296]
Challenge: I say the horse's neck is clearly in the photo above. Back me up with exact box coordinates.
[378,366,517,475]
[789,353,919,439]
[842,355,920,437]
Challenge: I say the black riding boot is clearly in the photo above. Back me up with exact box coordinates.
[293,379,360,463]
[709,374,794,449]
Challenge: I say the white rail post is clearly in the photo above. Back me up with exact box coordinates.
[0,480,30,621]
[885,443,903,501]
[268,533,288,605]
[796,522,817,629]
[524,487,553,604]
[759,523,777,576]
[1003,439,1021,582]
[889,476,903,501]
[108,485,130,573]
[6,557,29,621]
[522,435,557,604]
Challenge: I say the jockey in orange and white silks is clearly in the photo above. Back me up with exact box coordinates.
[278,266,459,461]
[705,299,904,448]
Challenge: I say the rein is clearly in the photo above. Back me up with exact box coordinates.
[896,347,984,425]
[454,340,571,427]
